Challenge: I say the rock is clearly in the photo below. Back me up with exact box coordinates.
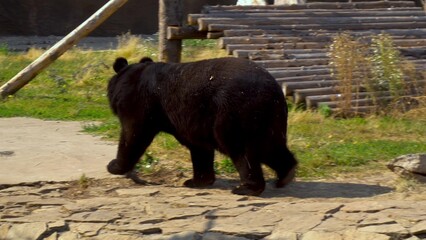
[263,231,298,240]
[6,222,47,240]
[208,210,281,239]
[358,213,397,227]
[203,232,249,240]
[0,224,11,239]
[68,210,121,223]
[165,206,209,220]
[411,220,426,234]
[91,233,145,240]
[341,201,401,213]
[44,232,59,240]
[205,206,253,219]
[387,153,426,181]
[313,216,354,232]
[341,229,391,240]
[405,236,421,240]
[141,231,201,240]
[301,231,342,240]
[73,223,106,237]
[105,223,162,235]
[358,223,409,236]
[48,220,69,232]
[270,212,325,233]
[162,231,200,240]
[4,207,66,223]
[36,184,70,195]
[115,188,160,197]
[158,216,209,235]
[27,198,69,207]
[58,231,80,240]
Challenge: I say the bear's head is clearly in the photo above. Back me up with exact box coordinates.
[108,57,155,116]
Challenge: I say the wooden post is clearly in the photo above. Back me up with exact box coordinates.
[0,0,128,99]
[159,0,183,63]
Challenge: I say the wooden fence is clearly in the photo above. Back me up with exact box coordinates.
[167,0,426,114]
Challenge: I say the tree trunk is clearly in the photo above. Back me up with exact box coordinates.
[159,0,183,63]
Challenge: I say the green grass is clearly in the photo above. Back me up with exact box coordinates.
[1,34,425,180]
[287,110,426,178]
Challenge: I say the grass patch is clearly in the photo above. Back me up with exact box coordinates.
[288,110,426,178]
[0,34,425,180]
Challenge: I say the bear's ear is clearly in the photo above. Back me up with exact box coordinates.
[139,57,154,64]
[113,57,128,73]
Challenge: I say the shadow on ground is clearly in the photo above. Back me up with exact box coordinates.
[263,181,394,198]
[212,179,394,199]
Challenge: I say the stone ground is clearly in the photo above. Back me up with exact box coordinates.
[1,117,426,240]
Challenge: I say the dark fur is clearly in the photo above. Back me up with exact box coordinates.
[107,57,297,196]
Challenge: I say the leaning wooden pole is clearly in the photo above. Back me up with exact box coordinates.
[159,0,183,63]
[0,0,128,99]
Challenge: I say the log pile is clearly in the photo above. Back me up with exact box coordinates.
[170,1,426,114]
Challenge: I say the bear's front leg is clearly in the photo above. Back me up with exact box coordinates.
[184,147,216,188]
[107,123,156,175]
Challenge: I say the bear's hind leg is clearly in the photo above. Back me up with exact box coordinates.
[184,147,216,188]
[264,147,297,188]
[230,153,265,196]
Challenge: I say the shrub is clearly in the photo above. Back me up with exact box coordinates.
[329,33,425,116]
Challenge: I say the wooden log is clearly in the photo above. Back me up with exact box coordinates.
[203,6,422,14]
[329,106,377,115]
[198,16,426,31]
[159,0,182,63]
[301,79,425,107]
[255,58,329,68]
[220,36,302,48]
[294,87,338,104]
[223,28,426,37]
[305,92,389,108]
[207,32,224,39]
[276,74,334,83]
[208,21,426,32]
[202,1,416,12]
[306,94,348,108]
[320,96,396,108]
[232,41,426,59]
[282,80,341,96]
[167,25,207,40]
[227,42,330,55]
[247,49,329,60]
[255,51,328,60]
[392,39,426,47]
[219,29,426,46]
[269,67,330,78]
[188,9,426,25]
[0,0,128,99]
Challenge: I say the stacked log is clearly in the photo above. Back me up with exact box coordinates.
[170,0,426,113]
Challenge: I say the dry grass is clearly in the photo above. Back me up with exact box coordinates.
[115,33,158,62]
[20,48,44,60]
[328,33,370,116]
[329,33,426,116]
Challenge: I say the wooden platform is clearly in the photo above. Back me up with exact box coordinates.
[170,1,426,113]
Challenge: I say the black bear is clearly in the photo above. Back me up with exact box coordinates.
[107,57,297,196]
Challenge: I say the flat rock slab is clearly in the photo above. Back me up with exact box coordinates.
[0,117,116,184]
[0,179,426,240]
